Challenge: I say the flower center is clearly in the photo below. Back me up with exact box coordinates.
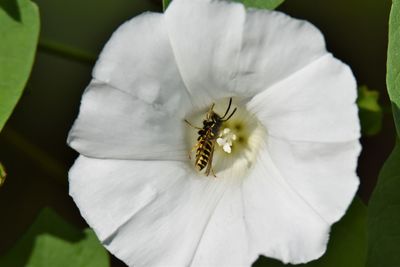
[184,98,266,178]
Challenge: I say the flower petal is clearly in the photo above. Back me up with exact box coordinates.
[165,0,327,106]
[68,80,187,160]
[165,0,246,107]
[69,156,248,267]
[248,54,360,143]
[266,136,360,224]
[190,185,251,267]
[243,150,330,264]
[93,12,190,105]
[235,8,327,95]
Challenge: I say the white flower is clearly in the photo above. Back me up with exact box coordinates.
[67,0,361,266]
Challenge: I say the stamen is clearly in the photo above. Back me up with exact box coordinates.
[217,128,237,154]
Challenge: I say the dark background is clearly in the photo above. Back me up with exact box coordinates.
[0,0,394,266]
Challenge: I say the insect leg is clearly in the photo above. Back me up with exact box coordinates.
[188,142,200,160]
[209,103,215,112]
[184,119,202,129]
[211,167,217,178]
[206,103,216,120]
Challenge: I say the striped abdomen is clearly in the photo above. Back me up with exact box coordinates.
[195,134,214,171]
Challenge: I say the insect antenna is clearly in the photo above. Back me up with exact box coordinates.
[222,107,237,121]
[221,97,233,119]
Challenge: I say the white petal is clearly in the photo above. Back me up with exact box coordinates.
[69,156,242,267]
[243,150,330,264]
[92,12,191,121]
[248,54,360,143]
[68,80,187,160]
[165,0,246,107]
[190,185,251,267]
[165,1,327,107]
[235,8,327,95]
[266,136,360,224]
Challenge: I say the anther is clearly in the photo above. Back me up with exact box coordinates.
[216,128,237,154]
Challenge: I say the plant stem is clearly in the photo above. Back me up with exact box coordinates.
[1,127,67,186]
[38,38,97,65]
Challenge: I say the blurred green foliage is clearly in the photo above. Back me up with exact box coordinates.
[386,0,400,136]
[0,0,39,131]
[367,140,400,267]
[162,0,171,10]
[366,1,400,266]
[0,208,109,267]
[357,85,383,136]
[0,162,6,186]
[234,0,284,9]
[164,0,284,11]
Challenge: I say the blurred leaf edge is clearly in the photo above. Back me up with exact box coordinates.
[0,207,109,267]
[0,0,40,132]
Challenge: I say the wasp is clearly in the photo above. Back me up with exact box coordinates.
[185,98,237,176]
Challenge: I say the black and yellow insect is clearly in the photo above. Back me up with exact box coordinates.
[185,98,237,176]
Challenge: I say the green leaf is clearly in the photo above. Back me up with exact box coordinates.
[0,0,40,132]
[162,0,172,11]
[253,197,367,267]
[366,1,400,266]
[163,0,285,11]
[367,141,400,267]
[387,0,400,135]
[357,85,383,136]
[0,208,109,267]
[234,0,284,10]
[0,162,6,186]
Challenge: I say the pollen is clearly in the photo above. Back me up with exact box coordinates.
[217,128,237,153]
